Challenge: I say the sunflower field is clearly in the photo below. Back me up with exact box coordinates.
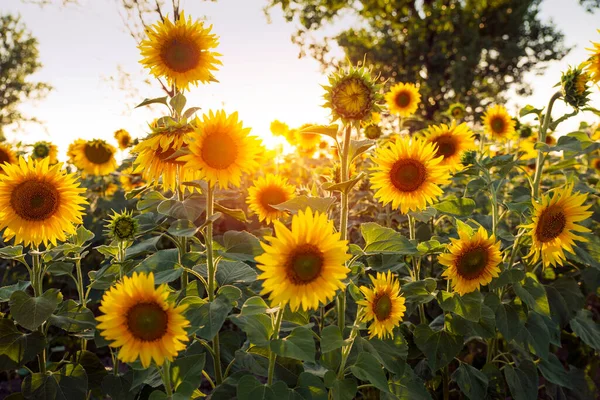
[2,7,600,400]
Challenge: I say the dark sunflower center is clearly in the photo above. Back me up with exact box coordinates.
[395,91,411,108]
[258,187,288,211]
[389,159,427,192]
[373,293,392,321]
[287,244,324,284]
[594,159,600,171]
[10,179,60,221]
[34,144,50,158]
[201,133,238,169]
[114,218,135,240]
[456,246,489,280]
[452,108,462,117]
[84,143,113,165]
[0,149,10,165]
[160,38,201,73]
[535,206,566,242]
[431,135,457,158]
[126,302,169,342]
[156,145,186,165]
[119,136,130,147]
[491,117,505,134]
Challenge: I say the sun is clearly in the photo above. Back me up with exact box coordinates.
[255,208,350,311]
[423,121,476,172]
[96,272,189,368]
[247,174,295,224]
[358,271,406,339]
[385,82,421,117]
[0,157,87,247]
[523,184,592,268]
[69,139,118,176]
[370,137,450,213]
[439,226,502,295]
[482,105,515,140]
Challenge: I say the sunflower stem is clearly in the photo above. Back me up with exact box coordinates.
[532,91,562,199]
[267,307,284,385]
[337,308,363,379]
[442,366,450,400]
[176,166,188,297]
[161,360,173,399]
[31,249,47,375]
[337,124,352,333]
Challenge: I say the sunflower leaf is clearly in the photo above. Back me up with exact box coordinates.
[9,289,62,331]
[413,324,462,372]
[452,363,489,400]
[270,326,315,362]
[503,360,538,400]
[135,96,169,109]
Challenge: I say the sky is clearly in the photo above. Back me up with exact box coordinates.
[2,0,600,158]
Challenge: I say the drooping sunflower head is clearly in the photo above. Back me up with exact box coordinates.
[385,82,421,118]
[246,174,295,224]
[523,184,592,268]
[447,102,466,120]
[561,65,591,110]
[106,210,139,242]
[323,62,383,124]
[370,137,450,214]
[256,208,351,311]
[31,141,58,164]
[0,157,87,247]
[96,272,189,368]
[357,271,406,339]
[178,110,263,189]
[270,120,289,137]
[139,12,222,91]
[482,105,515,140]
[69,139,118,176]
[584,31,600,84]
[114,129,132,150]
[439,226,502,295]
[423,121,476,172]
[0,143,18,172]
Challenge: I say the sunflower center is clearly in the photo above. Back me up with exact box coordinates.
[373,293,392,321]
[535,205,566,242]
[201,133,238,170]
[114,218,135,240]
[10,179,60,221]
[84,143,113,165]
[431,135,457,158]
[126,302,169,342]
[160,38,201,73]
[0,149,10,165]
[456,246,489,280]
[452,108,462,117]
[395,91,411,108]
[34,144,50,158]
[389,159,427,192]
[491,117,505,134]
[287,244,324,284]
[259,186,288,211]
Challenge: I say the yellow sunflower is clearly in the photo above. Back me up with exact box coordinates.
[256,208,351,311]
[385,82,421,117]
[592,158,600,172]
[517,139,538,161]
[114,129,132,150]
[178,110,262,189]
[585,32,600,83]
[482,105,516,140]
[423,121,476,172]
[0,143,18,170]
[270,120,289,137]
[96,272,189,368]
[295,124,322,150]
[120,167,146,193]
[0,157,87,247]
[439,226,502,295]
[447,102,466,120]
[247,174,295,224]
[69,139,118,176]
[31,141,58,164]
[139,12,222,91]
[357,271,406,339]
[523,184,592,268]
[370,137,450,213]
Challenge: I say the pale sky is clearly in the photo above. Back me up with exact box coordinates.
[2,0,599,158]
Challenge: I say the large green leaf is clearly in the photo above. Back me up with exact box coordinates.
[171,354,206,398]
[361,223,418,254]
[452,363,488,400]
[0,281,31,302]
[0,319,45,371]
[495,303,521,342]
[270,326,315,362]
[350,352,390,393]
[217,230,263,262]
[387,367,432,400]
[216,261,258,285]
[357,332,408,375]
[297,372,327,400]
[438,291,483,322]
[135,249,182,284]
[189,292,235,340]
[570,309,600,351]
[320,326,345,353]
[413,324,463,371]
[237,375,276,400]
[503,360,538,400]
[513,275,550,316]
[432,196,476,216]
[330,377,357,400]
[402,279,437,305]
[157,196,205,221]
[230,313,273,347]
[76,351,107,391]
[9,289,62,331]
[514,311,550,359]
[49,300,96,333]
[22,364,88,400]
[101,373,136,400]
[538,353,573,389]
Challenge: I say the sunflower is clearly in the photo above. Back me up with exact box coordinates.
[357,271,406,339]
[96,272,189,368]
[31,141,58,164]
[423,121,476,172]
[69,139,118,176]
[385,82,421,117]
[482,105,515,140]
[139,118,196,153]
[178,110,262,188]
[256,208,350,311]
[114,129,132,150]
[439,226,502,295]
[592,158,600,172]
[120,167,146,192]
[270,120,289,137]
[106,210,139,242]
[247,174,295,224]
[295,124,322,150]
[585,32,600,83]
[139,12,222,91]
[0,158,87,247]
[370,137,450,213]
[517,139,538,161]
[447,102,466,120]
[523,184,592,268]
[0,143,18,170]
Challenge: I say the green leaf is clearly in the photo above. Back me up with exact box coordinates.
[361,222,418,254]
[298,124,339,140]
[157,196,205,221]
[488,268,525,290]
[167,219,198,237]
[320,326,344,353]
[413,324,463,371]
[169,93,186,115]
[503,360,538,400]
[0,319,45,371]
[137,191,168,211]
[171,354,206,398]
[49,300,96,333]
[218,230,263,262]
[237,375,275,400]
[270,326,315,362]
[417,239,445,255]
[438,291,483,322]
[350,352,390,393]
[189,293,235,340]
[570,309,600,351]
[495,303,521,342]
[215,202,248,222]
[75,350,107,391]
[135,249,182,284]
[358,332,408,375]
[297,372,327,400]
[181,107,201,119]
[0,281,30,302]
[330,377,357,400]
[238,296,269,315]
[538,353,573,389]
[513,275,550,316]
[101,373,136,400]
[46,262,74,277]
[514,311,550,359]
[322,173,364,194]
[0,245,25,260]
[73,226,95,247]
[9,289,62,331]
[22,363,88,400]
[452,363,488,400]
[230,313,273,347]
[271,195,335,214]
[432,196,476,216]
[348,139,375,161]
[402,279,437,305]
[547,277,584,327]
[519,104,544,118]
[136,96,168,108]
[215,261,258,286]
[388,367,432,400]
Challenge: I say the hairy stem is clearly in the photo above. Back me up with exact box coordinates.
[532,91,562,199]
[267,308,284,385]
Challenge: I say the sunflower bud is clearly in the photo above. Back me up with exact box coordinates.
[460,150,477,167]
[106,211,139,242]
[364,123,382,139]
[561,65,591,110]
[447,102,466,120]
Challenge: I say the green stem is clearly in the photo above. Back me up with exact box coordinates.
[161,360,173,399]
[490,186,499,237]
[267,308,284,385]
[31,249,47,374]
[442,366,450,400]
[176,166,188,296]
[75,258,85,306]
[337,308,363,379]
[532,91,562,199]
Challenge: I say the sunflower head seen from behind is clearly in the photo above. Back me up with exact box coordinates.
[114,129,132,150]
[385,82,421,118]
[139,12,222,91]
[423,121,476,172]
[256,208,351,311]
[96,272,189,368]
[31,141,58,164]
[482,105,515,141]
[0,157,87,247]
[69,139,118,176]
[247,174,295,224]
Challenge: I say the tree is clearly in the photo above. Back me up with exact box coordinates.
[0,13,51,137]
[265,0,590,121]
